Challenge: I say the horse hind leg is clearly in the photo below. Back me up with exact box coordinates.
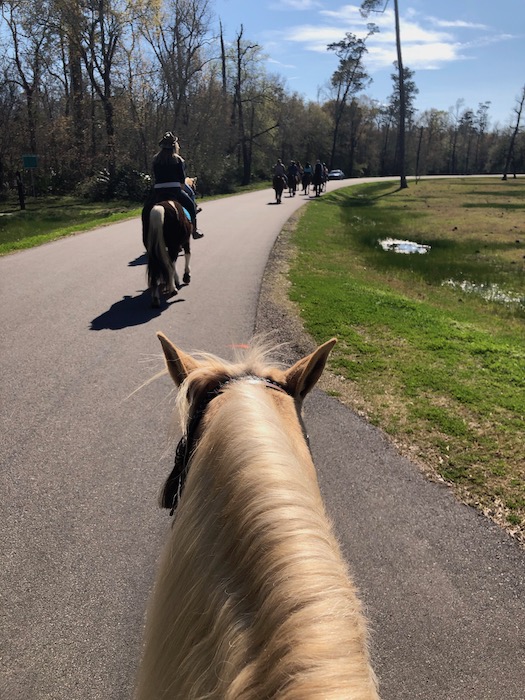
[182,251,191,284]
[166,273,177,296]
[148,205,177,304]
[151,283,161,308]
[174,242,191,286]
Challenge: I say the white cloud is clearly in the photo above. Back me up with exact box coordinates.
[320,5,364,23]
[365,42,463,72]
[271,3,518,73]
[281,23,352,50]
[427,17,490,30]
[269,0,323,10]
[267,57,297,70]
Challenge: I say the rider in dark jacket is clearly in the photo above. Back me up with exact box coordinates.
[313,159,324,184]
[273,158,286,176]
[142,132,203,246]
[287,161,300,196]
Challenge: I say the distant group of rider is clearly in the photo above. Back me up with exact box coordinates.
[272,158,329,193]
[142,131,332,247]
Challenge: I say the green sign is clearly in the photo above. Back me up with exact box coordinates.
[22,154,38,169]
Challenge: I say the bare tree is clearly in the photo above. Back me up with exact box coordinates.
[1,0,54,154]
[51,0,87,172]
[60,0,136,181]
[502,84,525,180]
[139,0,213,129]
[473,101,491,172]
[415,108,449,176]
[229,25,264,185]
[361,0,408,188]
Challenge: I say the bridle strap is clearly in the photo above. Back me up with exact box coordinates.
[161,376,293,515]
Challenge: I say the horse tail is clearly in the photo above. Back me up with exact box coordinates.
[147,205,174,289]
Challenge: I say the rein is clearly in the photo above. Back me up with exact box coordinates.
[161,375,293,515]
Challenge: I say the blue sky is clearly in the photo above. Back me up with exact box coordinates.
[214,0,525,128]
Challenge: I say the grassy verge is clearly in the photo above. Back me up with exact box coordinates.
[288,177,525,542]
[0,197,142,255]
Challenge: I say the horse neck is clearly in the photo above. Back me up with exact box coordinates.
[189,383,349,590]
[195,381,322,510]
[162,382,378,698]
[138,382,378,700]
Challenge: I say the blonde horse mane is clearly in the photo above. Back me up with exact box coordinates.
[135,335,379,700]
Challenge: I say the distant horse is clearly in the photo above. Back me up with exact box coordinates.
[302,171,312,195]
[135,334,380,700]
[288,173,299,197]
[313,171,324,197]
[142,200,192,308]
[272,174,287,204]
[322,167,329,192]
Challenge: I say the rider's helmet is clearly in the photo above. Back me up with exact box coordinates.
[159,132,178,149]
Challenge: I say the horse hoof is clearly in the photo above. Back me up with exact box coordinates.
[183,273,191,284]
[151,298,160,308]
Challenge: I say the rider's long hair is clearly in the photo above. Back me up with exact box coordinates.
[153,148,184,168]
[153,133,185,168]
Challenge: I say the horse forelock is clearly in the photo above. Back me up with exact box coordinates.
[174,340,289,430]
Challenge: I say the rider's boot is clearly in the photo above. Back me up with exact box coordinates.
[192,219,204,239]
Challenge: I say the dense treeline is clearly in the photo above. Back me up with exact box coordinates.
[0,0,523,200]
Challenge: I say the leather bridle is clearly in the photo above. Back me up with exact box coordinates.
[161,375,295,515]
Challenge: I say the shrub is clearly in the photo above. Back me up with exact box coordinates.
[76,167,151,201]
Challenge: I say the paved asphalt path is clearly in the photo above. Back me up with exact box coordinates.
[1,180,524,700]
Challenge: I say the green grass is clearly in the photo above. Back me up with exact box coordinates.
[288,177,525,542]
[0,197,142,254]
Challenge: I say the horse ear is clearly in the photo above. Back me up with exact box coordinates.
[157,332,200,386]
[284,339,337,401]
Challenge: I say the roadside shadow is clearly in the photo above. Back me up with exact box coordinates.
[128,253,147,266]
[90,289,185,330]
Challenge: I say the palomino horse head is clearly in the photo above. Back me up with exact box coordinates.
[135,335,379,700]
[184,176,197,194]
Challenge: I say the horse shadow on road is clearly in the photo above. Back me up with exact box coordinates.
[128,253,147,266]
[90,289,185,331]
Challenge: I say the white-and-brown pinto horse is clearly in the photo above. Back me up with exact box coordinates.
[135,334,379,700]
[141,177,198,308]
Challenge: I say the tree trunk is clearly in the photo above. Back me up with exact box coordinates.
[415,125,423,181]
[502,85,525,180]
[220,22,227,94]
[393,0,407,188]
